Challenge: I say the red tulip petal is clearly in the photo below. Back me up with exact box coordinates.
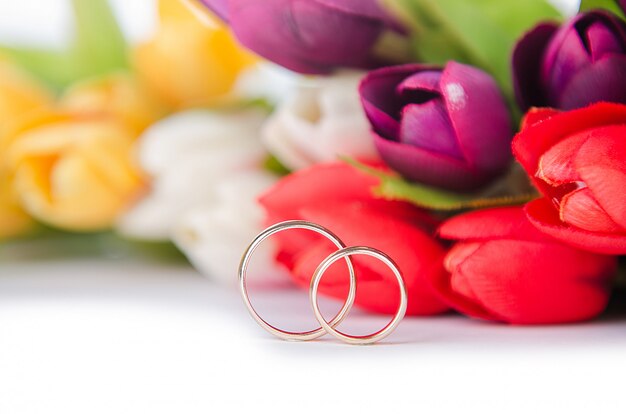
[430,243,500,321]
[560,187,622,233]
[259,163,381,219]
[444,239,615,324]
[438,206,547,242]
[536,129,589,185]
[259,163,385,267]
[521,107,561,130]
[512,103,626,194]
[435,208,616,324]
[526,198,626,254]
[575,129,626,229]
[292,201,449,315]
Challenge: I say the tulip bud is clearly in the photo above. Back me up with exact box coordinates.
[117,109,268,241]
[359,62,512,192]
[0,58,52,239]
[435,207,617,324]
[259,162,449,316]
[261,71,378,170]
[513,11,626,111]
[196,0,405,74]
[6,112,144,231]
[133,0,255,109]
[513,103,626,255]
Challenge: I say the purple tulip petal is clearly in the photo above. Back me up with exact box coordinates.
[586,21,625,59]
[229,0,386,73]
[361,99,400,141]
[314,0,392,23]
[399,100,463,160]
[360,64,430,128]
[543,24,591,105]
[314,0,406,33]
[621,0,626,14]
[441,62,512,173]
[397,71,441,93]
[199,0,229,21]
[558,55,626,109]
[373,133,491,191]
[512,22,558,110]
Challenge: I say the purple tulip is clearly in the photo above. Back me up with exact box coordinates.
[621,0,626,14]
[197,0,402,74]
[359,62,513,192]
[513,11,626,111]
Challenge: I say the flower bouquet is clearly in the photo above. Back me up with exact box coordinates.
[2,0,626,326]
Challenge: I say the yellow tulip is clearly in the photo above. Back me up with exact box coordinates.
[60,72,165,135]
[6,112,145,231]
[0,178,34,239]
[133,0,255,109]
[0,58,53,136]
[0,58,52,239]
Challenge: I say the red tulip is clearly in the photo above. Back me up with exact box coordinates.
[513,103,626,254]
[433,207,616,324]
[259,163,449,315]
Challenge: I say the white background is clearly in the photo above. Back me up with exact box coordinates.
[3,1,626,413]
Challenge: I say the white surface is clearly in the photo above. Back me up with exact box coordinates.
[1,257,626,413]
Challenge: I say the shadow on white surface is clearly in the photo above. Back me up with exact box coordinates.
[2,256,625,350]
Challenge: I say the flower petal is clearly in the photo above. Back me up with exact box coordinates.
[441,62,512,173]
[292,201,449,315]
[373,132,491,191]
[513,102,626,196]
[229,0,386,73]
[560,187,622,233]
[525,198,626,254]
[542,18,591,104]
[443,239,615,324]
[558,55,626,109]
[399,100,463,159]
[439,206,548,243]
[575,128,626,229]
[535,129,589,186]
[512,22,558,110]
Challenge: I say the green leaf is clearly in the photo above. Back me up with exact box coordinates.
[580,0,625,17]
[381,0,562,109]
[0,0,127,89]
[263,155,291,176]
[346,158,534,211]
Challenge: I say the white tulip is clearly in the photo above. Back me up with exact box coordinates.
[261,71,379,170]
[117,108,268,241]
[172,171,288,286]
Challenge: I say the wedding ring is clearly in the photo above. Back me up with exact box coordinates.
[238,220,356,341]
[309,246,408,345]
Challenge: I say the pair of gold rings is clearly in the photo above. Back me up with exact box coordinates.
[238,220,408,345]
